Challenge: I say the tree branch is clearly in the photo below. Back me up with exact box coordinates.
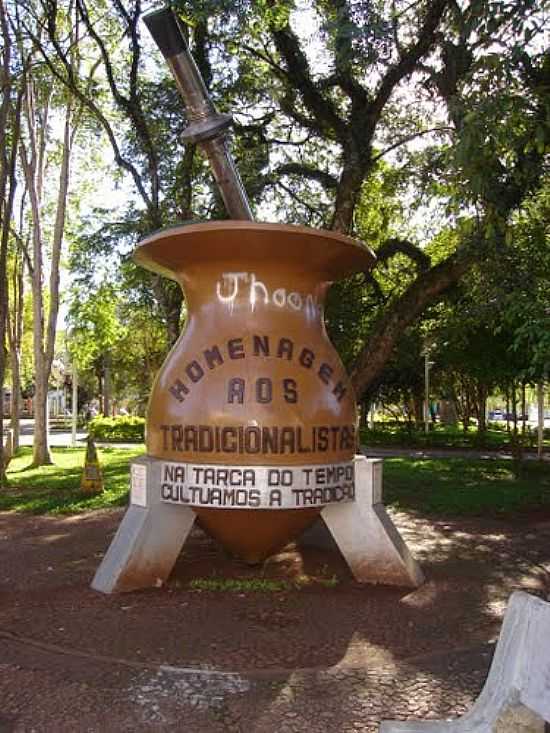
[269,13,347,140]
[240,42,287,78]
[372,126,452,162]
[276,180,320,222]
[331,0,371,108]
[274,162,338,189]
[76,0,161,212]
[371,0,449,120]
[376,237,432,271]
[24,9,156,214]
[351,244,475,397]
[9,225,33,277]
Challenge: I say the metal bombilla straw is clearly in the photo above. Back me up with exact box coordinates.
[143,6,253,221]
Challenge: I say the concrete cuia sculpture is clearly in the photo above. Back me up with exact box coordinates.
[137,220,374,563]
[92,6,423,593]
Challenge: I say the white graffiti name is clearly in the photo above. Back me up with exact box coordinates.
[216,272,320,315]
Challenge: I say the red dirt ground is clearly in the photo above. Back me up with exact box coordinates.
[1,507,549,731]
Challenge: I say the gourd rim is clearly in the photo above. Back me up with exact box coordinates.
[134,220,376,282]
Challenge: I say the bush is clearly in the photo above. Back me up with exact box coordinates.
[88,415,145,442]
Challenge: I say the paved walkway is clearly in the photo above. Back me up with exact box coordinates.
[1,506,549,732]
[0,630,492,732]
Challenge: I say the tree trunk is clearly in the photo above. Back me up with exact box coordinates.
[360,400,368,428]
[477,382,487,434]
[460,379,472,432]
[511,381,518,435]
[330,154,367,233]
[20,66,76,466]
[103,355,111,417]
[537,381,545,460]
[0,2,22,482]
[9,351,21,452]
[7,235,25,453]
[413,392,424,426]
[33,365,52,466]
[27,154,53,466]
[351,248,474,398]
[71,366,78,448]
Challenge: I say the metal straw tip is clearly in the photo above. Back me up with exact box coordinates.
[142,6,187,58]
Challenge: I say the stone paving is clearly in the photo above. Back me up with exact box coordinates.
[1,507,549,731]
[0,630,492,732]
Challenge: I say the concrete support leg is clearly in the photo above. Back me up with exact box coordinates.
[92,454,422,592]
[320,456,424,588]
[91,456,195,594]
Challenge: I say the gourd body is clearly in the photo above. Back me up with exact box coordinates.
[137,222,374,562]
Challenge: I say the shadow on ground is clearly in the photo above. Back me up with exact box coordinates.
[0,507,549,731]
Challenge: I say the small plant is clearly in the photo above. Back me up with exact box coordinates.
[318,574,339,588]
[189,575,339,592]
[316,563,339,587]
[189,577,289,592]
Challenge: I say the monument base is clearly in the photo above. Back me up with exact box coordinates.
[91,455,423,594]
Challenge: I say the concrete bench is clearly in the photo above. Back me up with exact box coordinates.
[380,591,550,732]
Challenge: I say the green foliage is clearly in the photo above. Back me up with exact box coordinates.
[10,0,547,415]
[326,163,415,367]
[67,278,168,413]
[499,182,550,379]
[88,415,145,442]
[69,284,123,372]
[1,447,143,514]
[355,165,406,248]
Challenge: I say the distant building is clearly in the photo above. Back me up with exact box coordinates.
[2,387,34,418]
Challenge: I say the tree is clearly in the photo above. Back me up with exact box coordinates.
[68,281,167,415]
[6,216,27,451]
[0,0,25,482]
[203,0,549,396]
[19,83,68,464]
[9,1,94,465]
[22,0,550,409]
[68,284,123,416]
[498,182,550,383]
[24,0,221,345]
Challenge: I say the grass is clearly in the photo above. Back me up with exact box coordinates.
[189,578,289,593]
[1,445,549,519]
[383,456,550,516]
[1,445,144,514]
[360,422,550,451]
[188,574,339,592]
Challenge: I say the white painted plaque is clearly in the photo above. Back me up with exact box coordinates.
[130,464,148,506]
[159,460,355,509]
